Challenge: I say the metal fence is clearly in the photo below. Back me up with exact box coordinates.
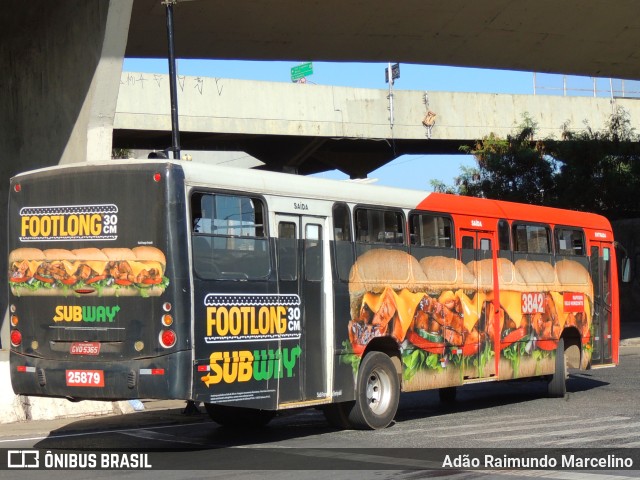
[533,73,640,98]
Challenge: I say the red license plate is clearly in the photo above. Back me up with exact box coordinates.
[66,369,105,387]
[70,342,101,355]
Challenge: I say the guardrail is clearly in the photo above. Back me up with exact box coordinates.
[533,73,640,98]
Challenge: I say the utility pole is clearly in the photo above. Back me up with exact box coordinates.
[385,63,400,137]
[164,1,181,160]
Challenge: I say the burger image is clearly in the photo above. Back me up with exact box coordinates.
[344,248,594,388]
[468,257,593,378]
[8,246,169,297]
[346,250,489,390]
[347,249,429,355]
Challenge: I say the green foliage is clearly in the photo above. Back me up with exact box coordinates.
[456,114,557,204]
[439,107,640,219]
[546,106,640,219]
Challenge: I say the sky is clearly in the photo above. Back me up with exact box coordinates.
[122,58,551,191]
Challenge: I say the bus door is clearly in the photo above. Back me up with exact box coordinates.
[589,243,613,365]
[460,229,497,379]
[275,214,330,404]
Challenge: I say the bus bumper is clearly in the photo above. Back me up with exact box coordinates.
[9,350,192,401]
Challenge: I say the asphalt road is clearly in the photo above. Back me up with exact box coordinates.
[2,346,640,479]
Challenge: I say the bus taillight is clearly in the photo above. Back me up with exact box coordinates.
[159,329,176,349]
[10,330,22,347]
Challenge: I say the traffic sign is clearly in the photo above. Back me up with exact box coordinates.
[385,63,400,83]
[291,62,313,81]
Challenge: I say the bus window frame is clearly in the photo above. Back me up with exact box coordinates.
[407,210,455,250]
[554,225,586,257]
[332,202,355,282]
[353,204,406,247]
[512,221,553,255]
[189,189,272,281]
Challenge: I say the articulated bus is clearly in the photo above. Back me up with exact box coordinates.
[8,160,622,429]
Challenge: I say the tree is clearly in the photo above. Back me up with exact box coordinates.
[547,106,640,219]
[457,115,557,204]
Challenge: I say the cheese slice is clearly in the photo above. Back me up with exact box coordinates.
[127,260,164,278]
[456,290,486,332]
[27,260,42,276]
[361,288,425,341]
[61,260,79,277]
[498,290,523,327]
[83,261,108,275]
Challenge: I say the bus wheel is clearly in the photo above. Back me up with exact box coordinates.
[548,338,567,398]
[204,403,275,428]
[349,351,399,429]
[439,386,457,404]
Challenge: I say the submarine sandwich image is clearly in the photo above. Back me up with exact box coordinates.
[347,250,483,357]
[467,257,593,377]
[9,246,169,297]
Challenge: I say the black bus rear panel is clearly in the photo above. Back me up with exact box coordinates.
[8,162,191,401]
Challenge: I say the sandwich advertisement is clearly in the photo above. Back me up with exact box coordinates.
[342,249,593,389]
[8,246,169,297]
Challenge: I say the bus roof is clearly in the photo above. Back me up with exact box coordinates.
[13,160,612,231]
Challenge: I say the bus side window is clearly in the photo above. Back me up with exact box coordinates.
[408,212,454,261]
[278,222,298,281]
[190,192,270,280]
[354,207,405,256]
[555,227,585,256]
[305,223,323,282]
[513,223,551,254]
[498,219,511,259]
[333,203,354,282]
[460,235,475,265]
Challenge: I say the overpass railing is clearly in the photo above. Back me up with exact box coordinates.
[533,73,640,99]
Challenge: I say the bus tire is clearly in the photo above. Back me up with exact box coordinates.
[439,386,457,404]
[548,338,567,398]
[348,351,399,430]
[204,403,275,428]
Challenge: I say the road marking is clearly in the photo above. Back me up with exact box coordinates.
[491,420,640,443]
[544,429,640,446]
[386,414,574,435]
[417,416,629,439]
[120,428,215,446]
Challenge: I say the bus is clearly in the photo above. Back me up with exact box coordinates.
[8,160,624,429]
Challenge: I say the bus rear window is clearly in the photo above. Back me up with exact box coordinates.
[191,192,270,279]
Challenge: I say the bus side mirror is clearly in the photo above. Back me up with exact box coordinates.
[621,257,631,283]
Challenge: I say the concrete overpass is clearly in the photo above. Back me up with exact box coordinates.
[114,73,640,177]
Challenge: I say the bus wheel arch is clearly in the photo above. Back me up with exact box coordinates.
[324,339,401,430]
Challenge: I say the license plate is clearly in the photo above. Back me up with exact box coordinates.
[66,369,104,387]
[70,342,101,355]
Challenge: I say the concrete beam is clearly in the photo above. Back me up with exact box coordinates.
[114,73,637,161]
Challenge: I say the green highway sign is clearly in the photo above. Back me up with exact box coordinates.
[291,62,313,81]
